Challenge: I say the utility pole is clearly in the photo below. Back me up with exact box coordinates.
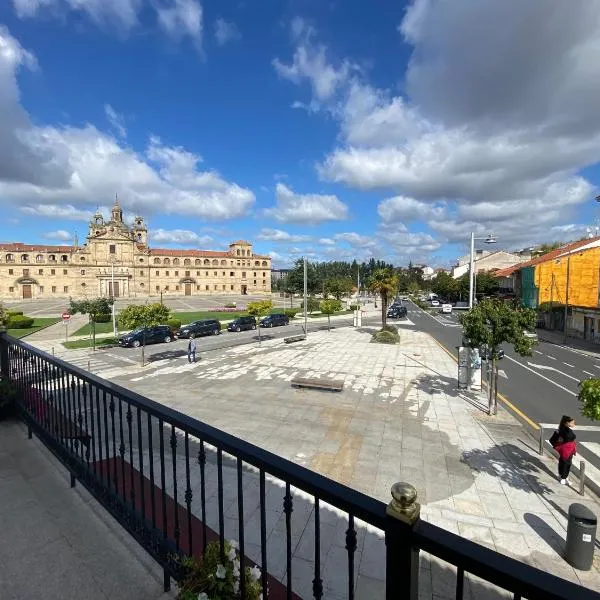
[563,255,571,344]
[303,257,308,336]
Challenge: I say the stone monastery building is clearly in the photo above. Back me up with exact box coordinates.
[0,200,271,300]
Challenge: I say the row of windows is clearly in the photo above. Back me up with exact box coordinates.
[151,257,268,267]
[153,282,266,292]
[7,286,69,293]
[4,253,69,263]
[8,268,69,276]
[7,267,270,278]
[149,270,267,277]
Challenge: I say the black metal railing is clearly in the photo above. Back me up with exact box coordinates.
[1,332,598,600]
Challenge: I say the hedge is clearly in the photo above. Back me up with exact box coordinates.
[7,311,23,316]
[93,313,112,323]
[7,315,35,329]
[167,318,182,330]
[283,309,299,318]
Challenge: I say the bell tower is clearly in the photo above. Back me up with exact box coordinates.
[111,194,123,223]
[133,215,148,246]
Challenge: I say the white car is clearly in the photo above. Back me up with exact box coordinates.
[431,300,440,307]
[441,304,453,314]
[524,330,538,341]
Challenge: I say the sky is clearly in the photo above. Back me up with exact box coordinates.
[1,1,600,269]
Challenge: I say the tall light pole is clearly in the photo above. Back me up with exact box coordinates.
[303,257,308,336]
[563,254,571,344]
[109,258,118,338]
[469,233,497,308]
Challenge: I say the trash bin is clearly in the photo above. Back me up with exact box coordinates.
[565,503,597,570]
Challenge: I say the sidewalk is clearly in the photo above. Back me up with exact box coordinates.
[104,321,600,595]
[538,328,600,359]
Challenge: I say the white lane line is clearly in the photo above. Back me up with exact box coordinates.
[584,370,595,376]
[534,350,543,355]
[504,355,577,396]
[563,362,575,368]
[546,355,557,360]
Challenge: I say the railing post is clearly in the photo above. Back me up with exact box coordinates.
[385,482,421,600]
[0,331,9,378]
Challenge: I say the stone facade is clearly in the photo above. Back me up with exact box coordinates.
[0,201,271,300]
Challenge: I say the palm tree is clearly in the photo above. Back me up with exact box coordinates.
[368,268,399,326]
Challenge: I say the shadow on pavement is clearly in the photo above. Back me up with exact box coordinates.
[524,513,565,555]
[412,372,489,414]
[147,349,188,362]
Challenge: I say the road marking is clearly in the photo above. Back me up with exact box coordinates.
[498,369,508,379]
[546,355,557,360]
[504,355,577,396]
[534,350,543,355]
[563,362,575,368]
[433,339,539,430]
[583,370,595,376]
[526,361,579,382]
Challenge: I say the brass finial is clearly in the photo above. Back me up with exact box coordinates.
[386,482,420,525]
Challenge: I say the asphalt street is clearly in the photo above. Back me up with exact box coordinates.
[403,300,600,472]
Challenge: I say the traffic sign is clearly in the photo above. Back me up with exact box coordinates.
[62,312,71,322]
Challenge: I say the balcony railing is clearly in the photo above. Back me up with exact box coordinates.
[0,332,597,600]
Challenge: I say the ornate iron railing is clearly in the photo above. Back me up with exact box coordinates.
[1,332,597,600]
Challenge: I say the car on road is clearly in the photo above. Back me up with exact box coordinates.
[260,313,290,328]
[387,305,408,319]
[523,330,538,342]
[431,300,440,307]
[177,319,221,338]
[227,315,257,332]
[440,304,453,314]
[118,325,174,348]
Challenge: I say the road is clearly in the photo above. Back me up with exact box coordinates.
[404,300,600,471]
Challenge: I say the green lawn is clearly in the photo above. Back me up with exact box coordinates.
[72,321,114,336]
[7,317,60,339]
[62,337,118,350]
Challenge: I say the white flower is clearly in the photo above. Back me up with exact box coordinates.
[197,594,209,600]
[233,580,240,594]
[227,546,237,561]
[229,539,238,550]
[249,565,261,582]
[216,564,226,579]
[233,559,240,577]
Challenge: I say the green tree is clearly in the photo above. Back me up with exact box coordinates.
[459,299,536,415]
[118,302,171,365]
[306,296,321,313]
[324,277,354,301]
[432,272,459,301]
[320,299,342,331]
[0,303,7,329]
[579,379,600,421]
[407,281,421,296]
[286,258,322,295]
[69,297,114,351]
[369,268,400,326]
[247,299,273,344]
[535,241,562,256]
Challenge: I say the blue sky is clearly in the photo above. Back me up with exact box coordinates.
[1,1,600,269]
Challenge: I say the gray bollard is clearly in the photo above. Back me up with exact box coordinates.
[539,425,544,455]
[579,460,586,497]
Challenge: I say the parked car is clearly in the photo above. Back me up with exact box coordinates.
[441,304,453,314]
[227,316,257,332]
[387,306,407,319]
[523,330,538,342]
[118,325,173,348]
[178,319,221,338]
[260,313,290,328]
[431,300,440,307]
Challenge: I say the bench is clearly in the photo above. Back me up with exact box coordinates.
[284,335,306,344]
[291,377,344,392]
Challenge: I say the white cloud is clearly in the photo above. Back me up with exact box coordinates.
[155,0,203,50]
[0,27,255,222]
[149,228,212,246]
[378,196,445,223]
[12,0,142,31]
[334,232,377,248]
[274,5,600,248]
[256,228,311,243]
[318,237,335,245]
[20,204,94,220]
[104,104,127,138]
[264,183,348,224]
[214,18,240,46]
[43,229,72,241]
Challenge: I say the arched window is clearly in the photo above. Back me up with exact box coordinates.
[246,250,251,257]
[212,259,218,266]
[154,258,160,264]
[262,261,268,266]
[221,260,226,266]
[173,258,180,265]
[163,258,170,265]
[48,254,56,262]
[139,282,145,288]
[80,256,85,262]
[254,261,260,266]
[21,254,30,262]
[81,282,86,288]
[195,259,201,265]
[61,255,68,262]
[6,253,14,263]
[236,249,240,256]
[203,259,210,265]
[184,258,191,266]
[35,254,44,263]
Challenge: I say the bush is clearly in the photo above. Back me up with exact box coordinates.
[371,330,400,345]
[7,315,35,329]
[7,310,23,316]
[167,318,182,331]
[283,309,299,318]
[93,313,111,323]
[224,302,237,308]
[381,324,398,334]
[349,304,359,311]
[306,296,321,313]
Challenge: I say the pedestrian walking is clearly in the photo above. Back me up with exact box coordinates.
[187,335,197,363]
[550,415,577,486]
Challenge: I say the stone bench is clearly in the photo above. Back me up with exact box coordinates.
[284,335,306,344]
[291,377,344,392]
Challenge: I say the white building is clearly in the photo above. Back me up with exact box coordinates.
[451,251,526,279]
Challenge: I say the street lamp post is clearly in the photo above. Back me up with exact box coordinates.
[563,254,571,344]
[303,257,308,336]
[469,233,497,309]
[109,259,118,338]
